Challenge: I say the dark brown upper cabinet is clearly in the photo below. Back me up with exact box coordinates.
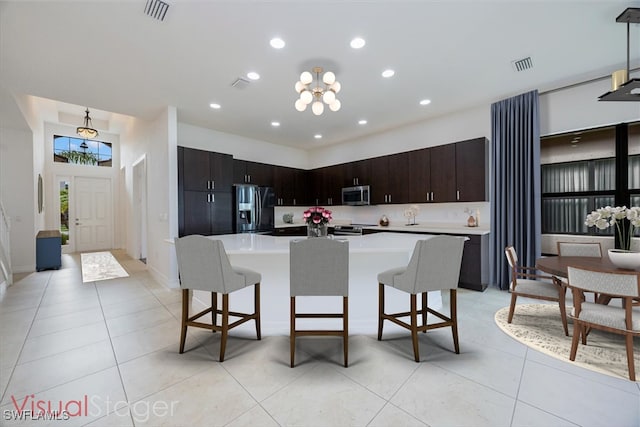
[179,147,233,193]
[455,137,487,202]
[233,159,274,186]
[370,153,409,204]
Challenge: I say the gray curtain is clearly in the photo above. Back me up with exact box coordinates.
[490,90,541,290]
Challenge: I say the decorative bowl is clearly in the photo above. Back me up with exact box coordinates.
[607,249,640,270]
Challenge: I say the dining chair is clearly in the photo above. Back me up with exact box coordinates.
[505,246,568,336]
[377,235,466,362]
[567,265,640,381]
[557,242,602,257]
[556,241,603,302]
[289,238,349,367]
[174,235,261,362]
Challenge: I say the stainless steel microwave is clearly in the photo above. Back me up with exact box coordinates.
[342,185,370,206]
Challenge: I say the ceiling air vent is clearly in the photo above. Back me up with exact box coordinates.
[231,77,250,89]
[145,0,169,21]
[511,57,533,72]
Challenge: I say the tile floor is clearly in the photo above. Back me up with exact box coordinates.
[0,251,638,427]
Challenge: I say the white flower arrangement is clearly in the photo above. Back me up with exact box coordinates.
[403,205,420,225]
[585,206,640,251]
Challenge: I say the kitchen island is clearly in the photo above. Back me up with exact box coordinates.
[172,233,456,335]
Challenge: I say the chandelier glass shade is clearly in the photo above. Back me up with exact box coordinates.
[294,67,341,115]
[76,108,99,139]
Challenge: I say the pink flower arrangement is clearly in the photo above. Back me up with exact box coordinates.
[303,206,332,225]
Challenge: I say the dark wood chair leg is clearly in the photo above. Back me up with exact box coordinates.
[422,292,428,333]
[343,296,349,367]
[290,296,296,368]
[569,321,581,361]
[410,294,419,362]
[211,291,217,333]
[219,294,229,362]
[450,289,460,354]
[254,283,261,340]
[377,283,384,341]
[179,289,189,354]
[557,286,569,337]
[625,334,636,381]
[507,292,517,324]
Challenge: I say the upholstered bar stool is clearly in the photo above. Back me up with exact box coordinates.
[377,235,466,362]
[174,235,261,362]
[289,238,349,367]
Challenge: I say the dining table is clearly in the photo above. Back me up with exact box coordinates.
[535,255,635,278]
[536,255,640,305]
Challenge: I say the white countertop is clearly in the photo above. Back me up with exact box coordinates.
[206,232,448,254]
[275,222,489,235]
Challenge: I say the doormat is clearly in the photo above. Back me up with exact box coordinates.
[81,251,129,283]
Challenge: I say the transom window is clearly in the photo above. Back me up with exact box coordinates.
[53,135,112,167]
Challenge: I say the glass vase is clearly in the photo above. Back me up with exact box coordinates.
[307,223,328,238]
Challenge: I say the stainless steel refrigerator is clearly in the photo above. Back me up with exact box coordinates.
[233,184,275,233]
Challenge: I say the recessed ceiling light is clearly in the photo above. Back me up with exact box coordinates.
[381,69,395,78]
[270,38,285,49]
[210,103,221,109]
[271,121,280,127]
[247,72,260,80]
[314,134,322,139]
[350,37,365,49]
[419,99,431,106]
[358,119,367,125]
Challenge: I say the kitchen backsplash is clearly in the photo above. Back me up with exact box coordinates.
[275,202,490,227]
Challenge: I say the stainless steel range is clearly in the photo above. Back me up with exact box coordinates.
[332,225,364,236]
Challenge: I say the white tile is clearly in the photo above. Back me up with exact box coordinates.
[221,335,315,402]
[118,343,215,402]
[101,294,164,320]
[34,297,100,320]
[83,409,134,427]
[105,306,175,337]
[511,401,580,427]
[1,367,126,427]
[110,319,180,363]
[28,308,104,338]
[428,339,525,398]
[19,322,110,364]
[225,404,279,427]
[368,403,428,427]
[2,340,116,405]
[391,363,515,426]
[337,335,420,399]
[518,359,640,427]
[262,364,386,426]
[133,365,256,426]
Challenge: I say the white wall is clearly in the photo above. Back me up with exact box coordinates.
[540,77,640,136]
[308,105,491,169]
[120,107,177,287]
[0,126,35,272]
[177,123,309,169]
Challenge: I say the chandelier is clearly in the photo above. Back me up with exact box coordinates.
[294,67,341,115]
[77,108,99,139]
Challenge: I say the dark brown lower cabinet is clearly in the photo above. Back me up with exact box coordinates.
[458,234,489,291]
[179,191,232,236]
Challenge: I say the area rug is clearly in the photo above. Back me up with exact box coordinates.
[81,251,129,283]
[494,304,639,382]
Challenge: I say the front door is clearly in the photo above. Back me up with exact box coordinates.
[75,177,112,252]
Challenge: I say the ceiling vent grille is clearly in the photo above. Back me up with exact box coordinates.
[145,0,169,21]
[512,57,533,72]
[231,77,250,89]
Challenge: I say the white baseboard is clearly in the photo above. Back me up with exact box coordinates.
[148,265,179,290]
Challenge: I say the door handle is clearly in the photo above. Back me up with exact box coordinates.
[456,190,460,201]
